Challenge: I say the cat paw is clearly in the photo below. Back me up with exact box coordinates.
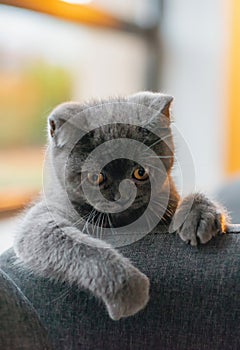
[104,267,150,321]
[171,193,228,246]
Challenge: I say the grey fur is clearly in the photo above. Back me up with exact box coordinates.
[171,193,229,246]
[13,92,228,320]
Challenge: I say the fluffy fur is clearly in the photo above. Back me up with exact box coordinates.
[14,92,228,320]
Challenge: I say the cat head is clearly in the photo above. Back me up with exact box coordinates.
[46,92,174,230]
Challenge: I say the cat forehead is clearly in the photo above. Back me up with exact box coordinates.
[70,157,142,176]
[68,135,150,171]
[48,93,172,149]
[71,135,146,160]
[52,99,169,129]
[89,123,153,141]
[65,121,171,170]
[82,104,151,128]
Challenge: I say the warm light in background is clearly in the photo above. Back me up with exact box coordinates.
[227,0,240,175]
[60,0,92,4]
[0,0,119,29]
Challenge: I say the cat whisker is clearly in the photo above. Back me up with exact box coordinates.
[82,216,90,235]
[100,213,105,240]
[95,212,103,239]
[98,213,103,239]
[151,197,172,204]
[149,199,175,220]
[150,209,168,224]
[147,206,166,224]
[92,211,100,237]
[74,211,92,227]
[158,196,179,202]
[90,209,98,237]
[82,208,96,235]
[107,214,115,236]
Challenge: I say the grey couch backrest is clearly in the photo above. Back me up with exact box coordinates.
[1,231,240,350]
[0,268,53,350]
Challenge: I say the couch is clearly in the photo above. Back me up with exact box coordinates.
[0,229,240,350]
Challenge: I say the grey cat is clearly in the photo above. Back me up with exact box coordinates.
[14,92,228,320]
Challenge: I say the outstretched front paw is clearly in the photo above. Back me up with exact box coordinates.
[171,193,228,246]
[103,266,149,321]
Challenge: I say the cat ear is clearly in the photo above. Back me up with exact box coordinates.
[129,91,173,119]
[48,102,84,148]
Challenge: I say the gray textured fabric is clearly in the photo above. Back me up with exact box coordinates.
[0,268,53,350]
[0,231,240,350]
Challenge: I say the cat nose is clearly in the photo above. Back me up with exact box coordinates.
[114,194,130,206]
[114,192,121,201]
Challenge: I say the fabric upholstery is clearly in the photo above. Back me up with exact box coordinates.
[0,231,240,350]
[0,268,52,350]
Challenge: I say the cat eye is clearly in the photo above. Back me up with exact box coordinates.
[87,172,105,185]
[132,167,149,181]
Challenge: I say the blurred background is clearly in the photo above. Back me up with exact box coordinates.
[0,0,240,253]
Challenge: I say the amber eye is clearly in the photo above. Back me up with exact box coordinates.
[87,172,105,185]
[133,167,149,181]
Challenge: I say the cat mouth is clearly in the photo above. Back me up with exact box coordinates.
[96,205,148,229]
[94,202,131,213]
[77,208,145,233]
[90,215,137,230]
[72,200,149,231]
